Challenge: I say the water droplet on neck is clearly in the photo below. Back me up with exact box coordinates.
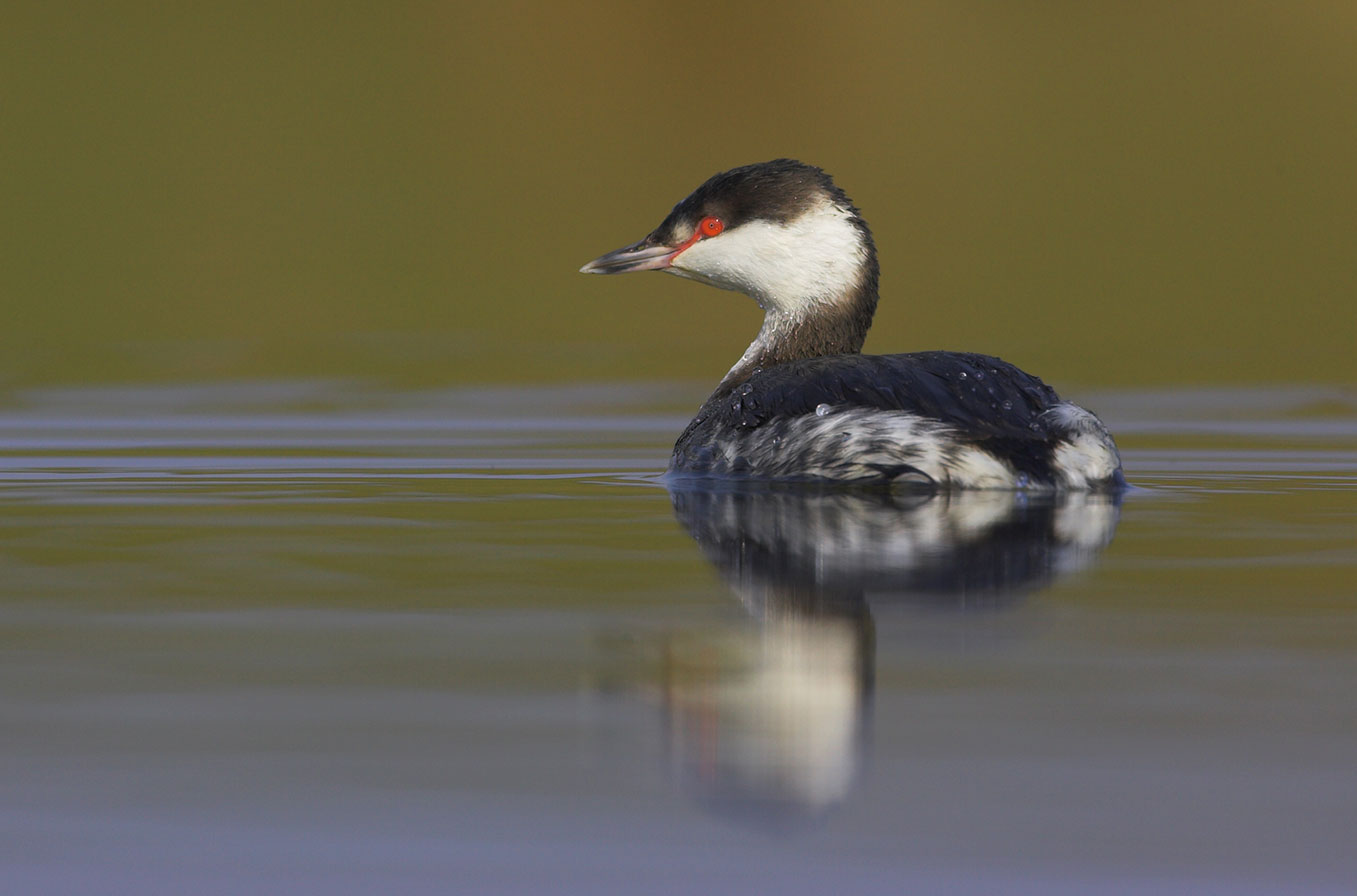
[815,403,832,416]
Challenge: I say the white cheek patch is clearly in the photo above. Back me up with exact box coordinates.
[670,200,868,314]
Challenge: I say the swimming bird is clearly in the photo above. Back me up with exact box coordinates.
[580,159,1123,490]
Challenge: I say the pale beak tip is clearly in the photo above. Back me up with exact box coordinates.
[578,239,678,276]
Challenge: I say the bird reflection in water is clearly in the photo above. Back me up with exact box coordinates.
[660,485,1120,829]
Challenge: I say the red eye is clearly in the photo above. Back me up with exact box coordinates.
[699,216,724,237]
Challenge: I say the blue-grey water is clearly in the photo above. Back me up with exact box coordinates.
[1,382,1354,895]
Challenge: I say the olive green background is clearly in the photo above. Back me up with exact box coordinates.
[3,2,1353,392]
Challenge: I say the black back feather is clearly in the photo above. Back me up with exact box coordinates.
[675,351,1066,480]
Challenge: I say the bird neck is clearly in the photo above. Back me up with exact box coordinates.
[711,270,880,401]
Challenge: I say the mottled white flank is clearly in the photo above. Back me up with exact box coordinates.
[715,407,1024,488]
[1044,402,1122,487]
[693,400,1121,489]
[668,197,868,315]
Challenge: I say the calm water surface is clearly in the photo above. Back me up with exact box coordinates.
[1,382,1354,895]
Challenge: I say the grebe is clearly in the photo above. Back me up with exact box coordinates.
[581,159,1123,490]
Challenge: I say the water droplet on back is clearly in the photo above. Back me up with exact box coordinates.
[815,403,832,416]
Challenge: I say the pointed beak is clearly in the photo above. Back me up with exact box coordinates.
[579,238,678,275]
